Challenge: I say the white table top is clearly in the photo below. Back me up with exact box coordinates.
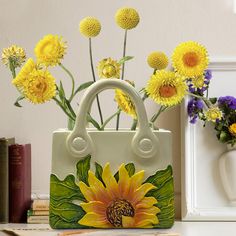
[0,221,236,236]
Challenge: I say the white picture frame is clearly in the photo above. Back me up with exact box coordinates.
[181,58,236,221]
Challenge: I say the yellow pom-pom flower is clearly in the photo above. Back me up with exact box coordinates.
[12,58,36,89]
[79,17,101,38]
[146,70,187,107]
[2,45,26,68]
[115,7,140,30]
[35,34,66,66]
[147,51,168,70]
[205,107,223,122]
[115,81,136,118]
[229,123,236,136]
[97,58,121,79]
[172,41,209,78]
[23,69,56,104]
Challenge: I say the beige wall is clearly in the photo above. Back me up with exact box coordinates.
[1,0,236,219]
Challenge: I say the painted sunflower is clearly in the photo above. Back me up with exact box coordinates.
[78,163,160,228]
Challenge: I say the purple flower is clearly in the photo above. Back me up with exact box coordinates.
[187,98,204,124]
[218,96,236,110]
[204,69,212,80]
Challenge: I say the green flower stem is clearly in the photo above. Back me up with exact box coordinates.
[9,60,16,78]
[188,92,212,108]
[59,63,75,102]
[53,97,75,121]
[150,106,167,124]
[100,109,121,130]
[116,29,128,130]
[89,38,103,125]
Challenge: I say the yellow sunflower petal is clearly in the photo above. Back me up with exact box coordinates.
[132,183,156,204]
[135,213,159,226]
[129,170,144,193]
[118,164,131,198]
[137,206,160,215]
[78,181,96,201]
[122,216,135,228]
[102,163,119,198]
[80,201,106,215]
[79,212,110,228]
[136,196,157,209]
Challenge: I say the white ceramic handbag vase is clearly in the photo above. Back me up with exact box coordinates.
[50,79,174,229]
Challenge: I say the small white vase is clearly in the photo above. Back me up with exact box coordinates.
[219,144,236,206]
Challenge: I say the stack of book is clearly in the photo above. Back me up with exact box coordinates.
[0,138,31,223]
[27,199,49,224]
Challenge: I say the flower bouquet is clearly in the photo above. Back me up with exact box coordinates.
[2,7,216,229]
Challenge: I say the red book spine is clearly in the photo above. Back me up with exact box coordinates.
[9,144,31,223]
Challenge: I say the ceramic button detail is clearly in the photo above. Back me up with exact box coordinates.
[139,138,153,152]
[72,137,87,151]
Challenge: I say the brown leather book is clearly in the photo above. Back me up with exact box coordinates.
[0,137,15,223]
[8,144,31,223]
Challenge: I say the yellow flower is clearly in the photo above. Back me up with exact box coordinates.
[191,75,206,89]
[147,52,168,70]
[115,7,140,30]
[97,58,121,79]
[229,123,236,136]
[23,69,56,104]
[172,41,209,77]
[146,70,187,107]
[2,45,26,68]
[205,107,223,122]
[79,17,101,38]
[78,163,160,228]
[35,34,66,66]
[12,58,36,89]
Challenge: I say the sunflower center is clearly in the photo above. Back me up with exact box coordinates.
[106,199,134,227]
[183,52,199,67]
[103,64,116,78]
[159,85,177,98]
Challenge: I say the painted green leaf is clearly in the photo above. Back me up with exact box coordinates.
[50,174,85,202]
[76,155,91,185]
[114,163,135,181]
[95,162,103,183]
[145,165,175,229]
[50,204,87,229]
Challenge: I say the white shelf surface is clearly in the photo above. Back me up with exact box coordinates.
[1,221,236,236]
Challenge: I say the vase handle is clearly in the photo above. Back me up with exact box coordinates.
[66,79,158,159]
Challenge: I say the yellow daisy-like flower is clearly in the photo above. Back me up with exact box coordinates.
[23,69,56,104]
[97,58,121,79]
[79,17,101,38]
[115,81,136,118]
[2,45,26,68]
[147,52,168,70]
[146,70,187,107]
[191,75,206,89]
[78,163,160,228]
[12,58,36,89]
[172,41,209,77]
[229,123,236,136]
[35,34,66,66]
[115,7,140,30]
[205,107,223,122]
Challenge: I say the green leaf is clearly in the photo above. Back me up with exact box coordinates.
[145,166,175,229]
[87,113,101,130]
[74,81,94,96]
[95,162,103,183]
[219,131,230,143]
[50,174,85,202]
[58,81,66,103]
[209,97,217,104]
[118,56,134,65]
[50,203,87,229]
[14,95,25,107]
[114,163,135,181]
[76,155,91,185]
